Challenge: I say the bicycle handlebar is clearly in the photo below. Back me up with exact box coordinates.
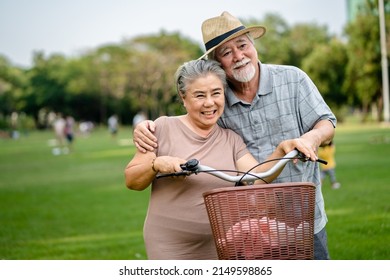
[156,149,327,185]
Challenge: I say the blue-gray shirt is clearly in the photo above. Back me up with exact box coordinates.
[218,62,337,234]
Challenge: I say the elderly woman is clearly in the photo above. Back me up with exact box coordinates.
[124,59,312,260]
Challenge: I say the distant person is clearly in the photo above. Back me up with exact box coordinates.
[10,111,20,139]
[64,115,75,152]
[52,113,66,155]
[133,111,147,127]
[108,114,118,137]
[318,141,340,189]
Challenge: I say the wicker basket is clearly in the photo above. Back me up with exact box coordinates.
[203,182,315,260]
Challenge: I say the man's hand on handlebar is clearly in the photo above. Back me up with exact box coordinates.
[133,120,158,153]
[278,138,318,163]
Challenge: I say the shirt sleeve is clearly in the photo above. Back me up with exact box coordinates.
[297,68,337,131]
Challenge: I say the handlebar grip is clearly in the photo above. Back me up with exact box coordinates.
[180,159,199,171]
[317,158,328,165]
[156,171,191,179]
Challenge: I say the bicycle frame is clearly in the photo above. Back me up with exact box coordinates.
[156,149,327,185]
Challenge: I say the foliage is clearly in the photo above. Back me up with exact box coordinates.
[302,38,349,121]
[1,9,390,125]
[344,0,390,121]
[0,55,27,116]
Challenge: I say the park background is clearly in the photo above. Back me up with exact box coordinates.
[1,0,389,260]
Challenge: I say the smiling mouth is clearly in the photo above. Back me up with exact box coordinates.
[234,59,250,70]
[234,63,247,70]
[202,110,217,116]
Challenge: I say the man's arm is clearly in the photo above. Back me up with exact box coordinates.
[299,119,335,153]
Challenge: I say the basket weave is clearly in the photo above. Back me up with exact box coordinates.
[203,182,315,260]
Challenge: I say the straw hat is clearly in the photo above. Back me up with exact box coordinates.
[200,11,266,59]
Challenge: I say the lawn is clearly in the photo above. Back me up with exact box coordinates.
[0,122,389,260]
[0,127,149,260]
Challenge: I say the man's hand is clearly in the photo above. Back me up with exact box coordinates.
[133,120,158,153]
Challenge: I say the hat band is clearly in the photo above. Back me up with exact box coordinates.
[205,25,246,51]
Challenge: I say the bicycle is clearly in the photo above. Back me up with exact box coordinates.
[157,149,327,260]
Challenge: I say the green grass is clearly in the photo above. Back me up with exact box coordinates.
[0,127,149,260]
[0,122,389,260]
[321,122,390,260]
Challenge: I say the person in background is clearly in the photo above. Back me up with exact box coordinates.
[52,113,66,155]
[125,59,315,260]
[64,115,75,152]
[133,111,147,128]
[108,114,118,138]
[318,141,340,189]
[132,11,337,259]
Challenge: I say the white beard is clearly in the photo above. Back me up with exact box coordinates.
[232,61,256,83]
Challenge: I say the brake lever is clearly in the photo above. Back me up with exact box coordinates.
[180,159,199,171]
[157,159,200,179]
[296,150,327,165]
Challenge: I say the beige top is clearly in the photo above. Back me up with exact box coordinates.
[144,116,249,259]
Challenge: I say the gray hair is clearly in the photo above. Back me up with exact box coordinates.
[175,59,227,97]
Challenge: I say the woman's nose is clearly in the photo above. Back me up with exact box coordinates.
[204,95,214,106]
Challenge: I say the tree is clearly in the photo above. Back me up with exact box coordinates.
[302,39,349,121]
[0,55,27,117]
[124,32,202,120]
[244,13,291,64]
[344,0,390,121]
[287,23,330,67]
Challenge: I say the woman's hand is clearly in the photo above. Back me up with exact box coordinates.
[153,156,187,174]
[133,120,158,153]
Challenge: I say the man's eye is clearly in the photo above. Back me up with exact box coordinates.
[222,51,231,57]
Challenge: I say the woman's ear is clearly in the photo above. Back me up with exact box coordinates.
[180,95,187,107]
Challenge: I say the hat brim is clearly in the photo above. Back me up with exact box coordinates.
[199,26,266,60]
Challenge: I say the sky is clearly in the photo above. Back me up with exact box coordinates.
[0,0,348,68]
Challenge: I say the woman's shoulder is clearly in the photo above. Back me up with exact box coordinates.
[155,116,181,125]
[154,116,183,135]
[216,125,245,143]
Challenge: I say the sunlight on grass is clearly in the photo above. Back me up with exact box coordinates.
[118,139,133,146]
[32,231,143,245]
[85,149,131,159]
[326,208,354,216]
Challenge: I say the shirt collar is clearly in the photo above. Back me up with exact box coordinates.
[225,61,273,107]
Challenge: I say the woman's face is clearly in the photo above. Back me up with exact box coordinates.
[181,73,225,130]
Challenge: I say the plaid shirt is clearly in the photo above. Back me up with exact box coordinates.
[218,62,337,234]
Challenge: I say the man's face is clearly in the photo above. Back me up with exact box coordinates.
[214,34,258,83]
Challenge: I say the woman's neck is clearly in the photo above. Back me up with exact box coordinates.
[179,115,215,138]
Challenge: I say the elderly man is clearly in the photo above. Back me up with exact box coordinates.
[133,11,336,260]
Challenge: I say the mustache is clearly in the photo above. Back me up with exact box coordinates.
[233,58,251,69]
